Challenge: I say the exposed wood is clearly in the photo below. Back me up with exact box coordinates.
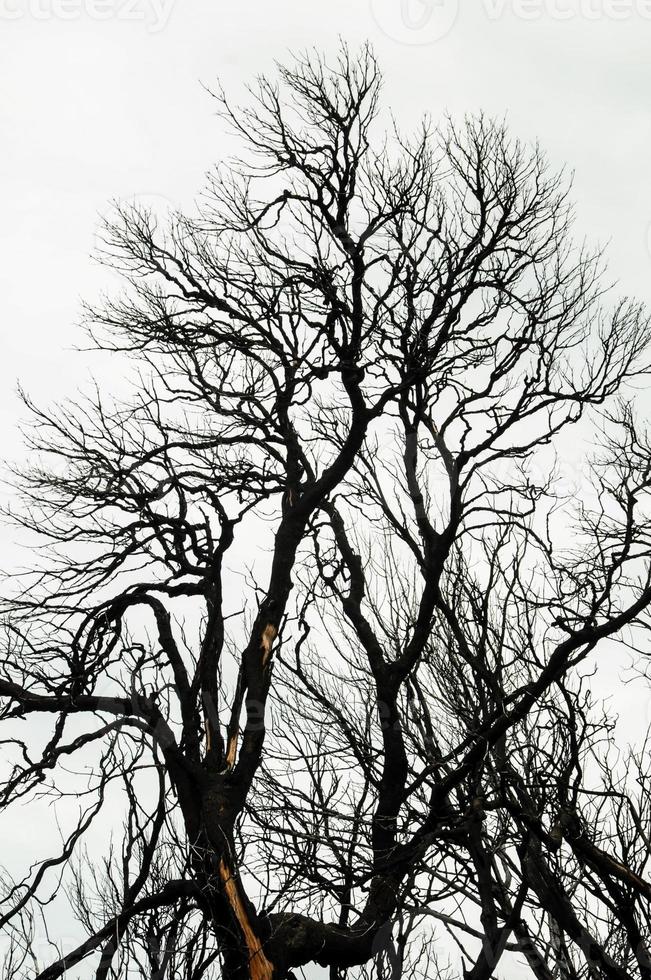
[261,623,277,667]
[218,859,275,980]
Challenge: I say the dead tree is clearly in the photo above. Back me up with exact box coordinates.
[2,43,651,980]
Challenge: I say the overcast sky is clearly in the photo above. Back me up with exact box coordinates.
[2,2,651,431]
[3,0,650,714]
[1,2,651,975]
[2,0,651,430]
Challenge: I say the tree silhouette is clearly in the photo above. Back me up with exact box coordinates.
[3,43,651,980]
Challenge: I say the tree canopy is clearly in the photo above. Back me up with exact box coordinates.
[3,43,651,980]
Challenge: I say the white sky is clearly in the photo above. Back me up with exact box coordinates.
[2,2,651,429]
[1,1,651,976]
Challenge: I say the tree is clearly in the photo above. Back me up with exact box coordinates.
[2,42,651,980]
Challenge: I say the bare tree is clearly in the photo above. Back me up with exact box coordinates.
[2,43,651,980]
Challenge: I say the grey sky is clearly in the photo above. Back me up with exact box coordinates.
[3,0,650,707]
[1,2,651,976]
[2,2,651,424]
